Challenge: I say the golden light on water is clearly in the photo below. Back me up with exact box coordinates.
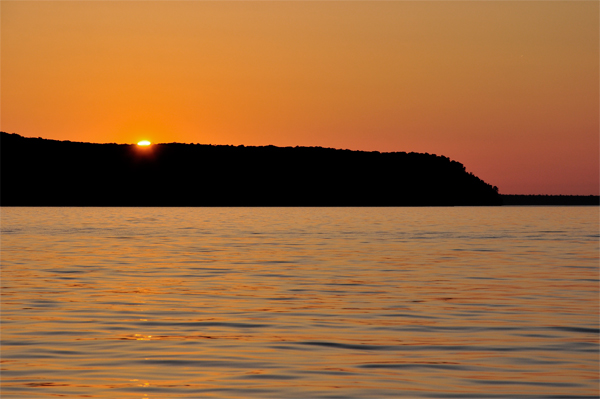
[137,140,151,146]
[1,207,598,397]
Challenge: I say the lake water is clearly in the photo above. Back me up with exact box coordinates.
[1,207,598,398]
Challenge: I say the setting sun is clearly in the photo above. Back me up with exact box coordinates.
[137,140,151,146]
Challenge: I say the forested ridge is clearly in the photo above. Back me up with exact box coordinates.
[1,132,502,206]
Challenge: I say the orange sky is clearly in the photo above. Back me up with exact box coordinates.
[2,1,598,195]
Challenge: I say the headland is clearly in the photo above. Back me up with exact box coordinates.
[0,132,504,206]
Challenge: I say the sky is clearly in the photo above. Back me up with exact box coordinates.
[2,1,598,195]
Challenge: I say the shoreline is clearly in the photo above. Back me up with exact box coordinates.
[501,195,599,206]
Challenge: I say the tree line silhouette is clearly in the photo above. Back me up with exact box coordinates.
[1,132,503,206]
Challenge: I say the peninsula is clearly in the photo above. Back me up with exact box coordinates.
[1,132,502,206]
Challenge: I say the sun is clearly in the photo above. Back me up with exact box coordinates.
[137,140,151,146]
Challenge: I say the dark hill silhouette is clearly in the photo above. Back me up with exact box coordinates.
[1,132,501,206]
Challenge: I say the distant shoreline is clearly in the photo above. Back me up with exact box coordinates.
[501,195,599,206]
[3,132,597,207]
[1,132,502,207]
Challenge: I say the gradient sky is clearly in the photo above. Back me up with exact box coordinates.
[2,1,598,195]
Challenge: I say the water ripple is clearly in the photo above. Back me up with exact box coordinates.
[1,207,598,398]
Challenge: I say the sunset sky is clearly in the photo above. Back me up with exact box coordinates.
[2,1,598,195]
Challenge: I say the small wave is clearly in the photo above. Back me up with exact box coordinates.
[379,313,437,319]
[468,379,582,388]
[242,374,299,380]
[549,326,599,334]
[359,362,473,371]
[299,341,394,351]
[140,321,269,328]
[137,359,271,368]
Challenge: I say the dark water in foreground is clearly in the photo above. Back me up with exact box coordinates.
[1,207,598,398]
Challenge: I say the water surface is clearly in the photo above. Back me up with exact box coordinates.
[1,207,598,398]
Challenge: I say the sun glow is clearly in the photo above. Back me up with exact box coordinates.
[137,140,151,146]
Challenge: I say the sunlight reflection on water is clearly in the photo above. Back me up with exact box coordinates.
[1,207,598,398]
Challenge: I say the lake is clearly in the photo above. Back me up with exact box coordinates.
[1,207,598,398]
